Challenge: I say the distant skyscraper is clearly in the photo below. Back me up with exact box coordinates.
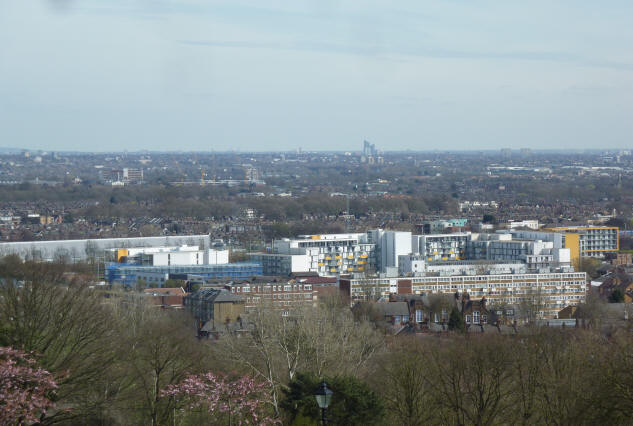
[363,140,377,157]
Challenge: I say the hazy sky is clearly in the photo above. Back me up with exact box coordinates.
[1,1,632,152]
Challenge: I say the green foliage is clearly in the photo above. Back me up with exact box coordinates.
[448,307,465,332]
[609,288,625,303]
[135,279,148,291]
[577,257,602,279]
[281,372,385,426]
[163,279,184,288]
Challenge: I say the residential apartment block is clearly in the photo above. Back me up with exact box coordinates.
[272,233,375,275]
[340,272,586,319]
[544,226,619,260]
[515,226,619,264]
[248,253,311,276]
[411,233,469,262]
[267,228,582,277]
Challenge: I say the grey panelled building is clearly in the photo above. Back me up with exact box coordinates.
[0,235,211,262]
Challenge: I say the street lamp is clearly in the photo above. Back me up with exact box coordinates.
[314,381,333,425]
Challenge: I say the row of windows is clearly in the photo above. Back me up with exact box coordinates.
[465,312,487,324]
[231,284,312,293]
[246,294,313,302]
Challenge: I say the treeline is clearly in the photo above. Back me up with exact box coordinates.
[2,183,457,221]
[84,190,456,221]
[4,259,633,424]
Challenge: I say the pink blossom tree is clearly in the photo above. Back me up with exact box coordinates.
[162,372,279,425]
[0,346,57,425]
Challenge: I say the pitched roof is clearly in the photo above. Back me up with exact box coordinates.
[213,290,244,303]
[188,288,244,303]
[376,302,410,317]
[143,287,185,296]
[297,276,338,285]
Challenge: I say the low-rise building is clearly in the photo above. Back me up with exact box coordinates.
[106,262,263,286]
[112,245,229,266]
[399,256,527,277]
[508,220,540,230]
[224,277,316,314]
[184,288,245,334]
[612,253,633,266]
[0,234,213,262]
[339,272,586,319]
[416,218,468,234]
[142,287,187,308]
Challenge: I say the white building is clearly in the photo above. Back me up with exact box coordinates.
[468,233,570,272]
[398,255,528,277]
[368,229,412,272]
[268,228,575,277]
[112,245,229,266]
[0,235,212,262]
[248,253,311,276]
[273,233,375,276]
[398,254,427,276]
[508,220,540,230]
[340,272,586,319]
[411,233,470,262]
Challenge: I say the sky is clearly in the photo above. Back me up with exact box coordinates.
[1,0,632,152]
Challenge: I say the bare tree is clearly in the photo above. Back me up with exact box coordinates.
[0,259,121,423]
[377,340,436,426]
[427,335,514,425]
[122,307,202,426]
[216,299,384,418]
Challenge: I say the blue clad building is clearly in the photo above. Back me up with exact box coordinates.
[106,262,263,286]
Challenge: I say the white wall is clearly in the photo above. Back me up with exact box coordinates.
[398,255,426,276]
[380,231,412,270]
[553,248,571,264]
[290,255,311,273]
[152,251,201,266]
[207,249,229,265]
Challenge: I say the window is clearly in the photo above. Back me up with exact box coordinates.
[416,309,423,323]
[466,315,471,324]
[481,314,487,324]
[473,311,480,324]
